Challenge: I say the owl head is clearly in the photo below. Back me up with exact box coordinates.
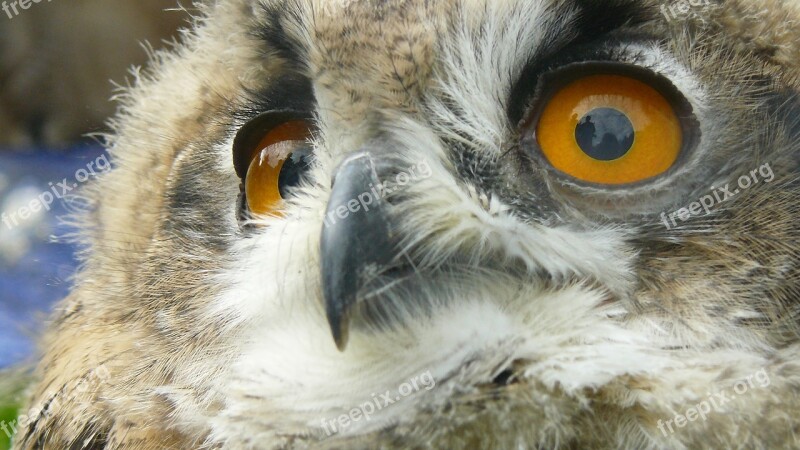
[15,0,800,449]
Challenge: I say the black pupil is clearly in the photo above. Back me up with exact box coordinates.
[278,146,313,199]
[574,107,635,161]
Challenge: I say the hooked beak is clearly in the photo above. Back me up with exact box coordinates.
[320,151,398,350]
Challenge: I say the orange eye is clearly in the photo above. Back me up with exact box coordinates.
[533,74,684,185]
[243,120,313,216]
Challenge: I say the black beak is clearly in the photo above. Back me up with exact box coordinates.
[321,151,398,351]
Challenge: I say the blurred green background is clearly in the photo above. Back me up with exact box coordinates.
[0,404,17,450]
[0,373,26,450]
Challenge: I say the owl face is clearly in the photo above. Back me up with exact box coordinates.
[17,0,800,449]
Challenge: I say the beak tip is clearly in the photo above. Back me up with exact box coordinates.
[334,330,349,352]
[326,306,351,352]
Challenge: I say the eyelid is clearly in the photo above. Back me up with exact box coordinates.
[508,36,666,124]
[232,110,313,179]
[521,61,696,132]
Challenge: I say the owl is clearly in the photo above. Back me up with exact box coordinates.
[13,0,800,449]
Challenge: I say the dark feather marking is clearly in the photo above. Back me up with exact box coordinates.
[257,1,309,69]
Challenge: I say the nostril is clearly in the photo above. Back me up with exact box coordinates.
[492,369,515,386]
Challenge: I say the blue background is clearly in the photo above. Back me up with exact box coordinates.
[0,146,106,368]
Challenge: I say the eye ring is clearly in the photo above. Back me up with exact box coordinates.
[520,62,700,188]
